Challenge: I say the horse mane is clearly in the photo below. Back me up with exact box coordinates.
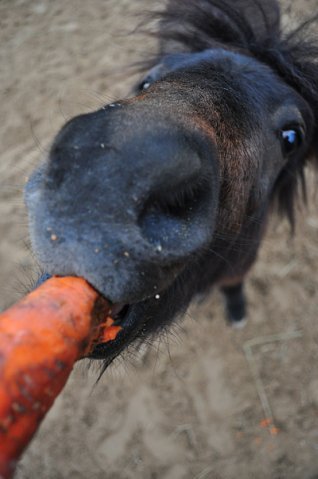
[143,0,318,226]
[157,0,280,52]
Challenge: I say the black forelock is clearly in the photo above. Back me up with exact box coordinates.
[157,0,280,53]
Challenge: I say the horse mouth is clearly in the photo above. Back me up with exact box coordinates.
[89,296,148,365]
[109,302,129,321]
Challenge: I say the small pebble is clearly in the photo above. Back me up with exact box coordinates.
[155,294,160,300]
[123,251,130,257]
[50,234,58,241]
[95,248,100,254]
[100,143,105,148]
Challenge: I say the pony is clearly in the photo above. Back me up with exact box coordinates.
[25,0,318,370]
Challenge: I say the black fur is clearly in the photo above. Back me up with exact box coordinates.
[222,283,246,324]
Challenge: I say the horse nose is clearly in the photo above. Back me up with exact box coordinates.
[26,107,219,301]
[44,109,217,257]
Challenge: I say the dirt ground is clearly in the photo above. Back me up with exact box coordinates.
[1,1,318,478]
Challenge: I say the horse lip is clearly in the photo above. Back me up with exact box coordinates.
[90,300,145,363]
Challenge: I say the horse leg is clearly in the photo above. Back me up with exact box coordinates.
[221,282,247,328]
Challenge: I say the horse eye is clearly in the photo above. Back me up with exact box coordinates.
[280,128,303,156]
[140,80,151,91]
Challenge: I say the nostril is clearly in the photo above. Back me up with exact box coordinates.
[138,179,212,251]
[149,182,208,219]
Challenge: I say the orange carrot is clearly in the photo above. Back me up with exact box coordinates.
[0,276,121,479]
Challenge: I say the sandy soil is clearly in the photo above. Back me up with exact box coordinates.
[1,1,318,478]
